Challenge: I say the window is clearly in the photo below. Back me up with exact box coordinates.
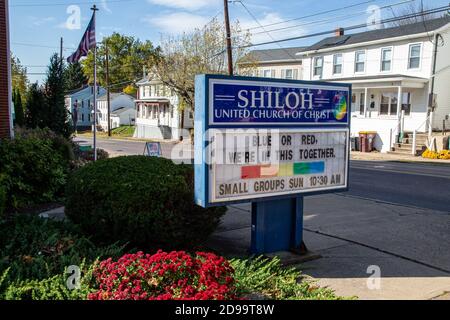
[144,86,150,97]
[359,92,365,115]
[333,54,343,74]
[263,69,272,78]
[380,93,398,116]
[381,48,392,72]
[313,57,323,77]
[355,50,365,73]
[408,44,421,69]
[401,92,411,116]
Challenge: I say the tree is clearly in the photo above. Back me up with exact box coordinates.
[388,2,443,27]
[65,61,88,91]
[153,18,252,114]
[44,53,72,138]
[123,84,137,96]
[25,83,47,129]
[13,88,25,127]
[11,54,28,104]
[82,33,160,92]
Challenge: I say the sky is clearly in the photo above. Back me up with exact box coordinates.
[8,0,449,83]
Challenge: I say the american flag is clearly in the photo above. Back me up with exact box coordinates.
[67,13,96,63]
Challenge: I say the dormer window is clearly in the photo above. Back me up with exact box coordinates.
[355,50,365,73]
[313,57,323,77]
[408,44,421,69]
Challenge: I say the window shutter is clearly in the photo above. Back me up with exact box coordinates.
[281,69,286,79]
[271,69,276,78]
[293,69,298,79]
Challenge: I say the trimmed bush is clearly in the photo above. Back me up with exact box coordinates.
[0,128,73,211]
[65,156,226,249]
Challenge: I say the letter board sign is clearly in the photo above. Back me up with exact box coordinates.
[195,75,351,207]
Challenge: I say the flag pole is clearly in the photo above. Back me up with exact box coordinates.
[91,5,99,161]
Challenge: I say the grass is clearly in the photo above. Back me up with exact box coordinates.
[111,125,135,137]
[231,256,347,300]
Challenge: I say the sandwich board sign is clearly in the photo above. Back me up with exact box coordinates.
[144,142,162,157]
[194,75,351,254]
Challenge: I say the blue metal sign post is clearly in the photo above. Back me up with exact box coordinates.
[194,74,351,254]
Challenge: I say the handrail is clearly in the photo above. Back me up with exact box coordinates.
[411,113,432,156]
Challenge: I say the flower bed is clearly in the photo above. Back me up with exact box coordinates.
[422,149,450,160]
[88,251,237,300]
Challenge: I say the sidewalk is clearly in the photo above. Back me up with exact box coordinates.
[351,151,450,164]
[206,194,450,300]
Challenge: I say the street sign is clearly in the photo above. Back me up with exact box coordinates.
[144,142,162,157]
[194,74,351,254]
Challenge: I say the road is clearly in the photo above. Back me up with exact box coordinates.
[76,136,450,213]
[346,160,450,212]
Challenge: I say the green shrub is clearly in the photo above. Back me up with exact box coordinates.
[0,214,125,283]
[0,182,6,218]
[0,128,73,211]
[231,257,342,300]
[65,156,226,250]
[1,261,96,300]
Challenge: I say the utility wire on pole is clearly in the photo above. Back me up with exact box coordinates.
[223,0,233,75]
[105,41,111,137]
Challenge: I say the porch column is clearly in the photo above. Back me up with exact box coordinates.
[364,87,368,118]
[397,86,402,133]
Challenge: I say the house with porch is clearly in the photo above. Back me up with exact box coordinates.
[299,17,450,154]
[133,73,193,140]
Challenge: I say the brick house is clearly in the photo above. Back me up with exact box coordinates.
[0,0,12,139]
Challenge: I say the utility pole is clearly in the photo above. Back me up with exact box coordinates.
[105,42,111,137]
[223,0,233,75]
[60,37,63,70]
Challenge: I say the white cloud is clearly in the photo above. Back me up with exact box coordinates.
[239,12,307,45]
[142,12,210,34]
[101,0,112,13]
[29,16,55,26]
[147,0,216,11]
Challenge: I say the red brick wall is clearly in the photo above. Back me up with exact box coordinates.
[0,0,11,139]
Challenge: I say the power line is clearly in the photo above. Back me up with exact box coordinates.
[231,5,450,51]
[12,41,75,51]
[235,0,299,62]
[249,0,416,36]
[239,0,378,32]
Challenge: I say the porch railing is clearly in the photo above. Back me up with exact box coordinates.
[411,113,432,156]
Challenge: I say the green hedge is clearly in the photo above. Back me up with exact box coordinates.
[65,156,226,249]
[0,128,73,211]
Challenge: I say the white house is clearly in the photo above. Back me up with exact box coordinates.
[110,107,136,129]
[238,46,305,80]
[97,92,135,131]
[299,17,450,153]
[65,85,106,130]
[133,73,193,140]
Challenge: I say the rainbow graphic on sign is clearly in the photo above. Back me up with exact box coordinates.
[333,94,347,121]
[241,162,325,179]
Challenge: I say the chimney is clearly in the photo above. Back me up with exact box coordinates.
[335,28,344,37]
